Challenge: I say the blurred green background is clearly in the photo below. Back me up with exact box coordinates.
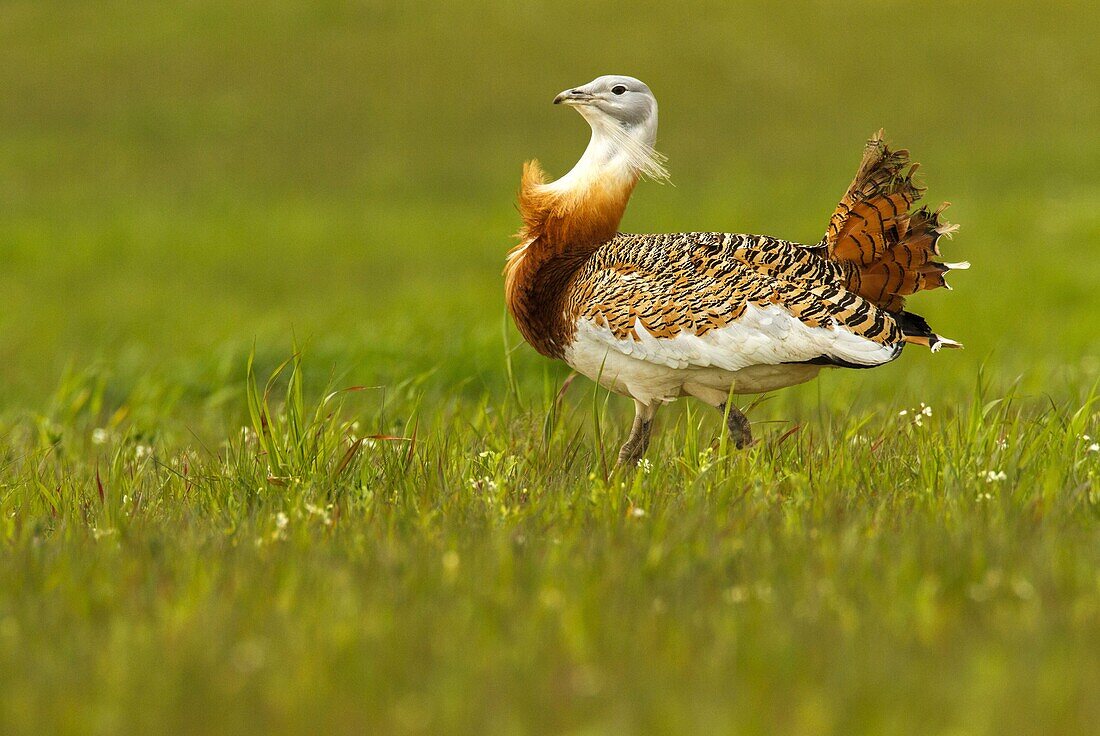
[1,0,1096,410]
[1,4,1099,735]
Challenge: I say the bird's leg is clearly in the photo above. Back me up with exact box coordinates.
[719,402,753,449]
[617,400,657,468]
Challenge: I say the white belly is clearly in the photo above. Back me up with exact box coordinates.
[560,303,897,406]
[563,341,822,406]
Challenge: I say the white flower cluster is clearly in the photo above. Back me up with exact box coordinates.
[256,502,338,546]
[899,403,934,427]
[469,449,520,497]
[468,476,499,493]
[303,502,334,527]
[168,450,197,468]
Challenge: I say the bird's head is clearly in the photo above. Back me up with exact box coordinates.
[554,75,657,131]
[552,75,667,182]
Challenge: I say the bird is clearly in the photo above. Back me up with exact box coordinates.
[504,75,967,467]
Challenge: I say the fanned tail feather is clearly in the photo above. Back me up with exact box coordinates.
[821,131,966,350]
[823,131,968,313]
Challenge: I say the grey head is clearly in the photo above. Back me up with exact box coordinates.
[550,75,666,181]
[553,75,658,137]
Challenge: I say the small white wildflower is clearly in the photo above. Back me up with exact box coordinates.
[1088,443,1100,453]
[631,507,646,518]
[468,476,498,493]
[275,512,289,530]
[995,438,1008,449]
[91,428,109,445]
[980,470,1007,483]
[976,492,993,501]
[478,450,493,459]
[637,458,652,474]
[304,502,334,526]
[1083,434,1092,441]
[134,444,151,460]
[900,405,930,426]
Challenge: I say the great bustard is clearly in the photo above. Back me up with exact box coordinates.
[505,75,967,466]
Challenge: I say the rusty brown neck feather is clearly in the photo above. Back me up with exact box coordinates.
[505,160,636,358]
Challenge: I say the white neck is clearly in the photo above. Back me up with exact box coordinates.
[548,112,667,193]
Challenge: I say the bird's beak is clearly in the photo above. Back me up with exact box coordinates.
[553,88,594,106]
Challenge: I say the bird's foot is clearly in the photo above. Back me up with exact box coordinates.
[616,424,651,469]
[616,401,655,469]
[719,403,753,450]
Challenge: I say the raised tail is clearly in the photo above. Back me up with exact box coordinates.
[821,130,966,349]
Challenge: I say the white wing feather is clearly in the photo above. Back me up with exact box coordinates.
[573,303,898,372]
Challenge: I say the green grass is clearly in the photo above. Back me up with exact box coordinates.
[1,1,1099,734]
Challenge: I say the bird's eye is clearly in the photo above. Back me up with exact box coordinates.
[611,85,627,95]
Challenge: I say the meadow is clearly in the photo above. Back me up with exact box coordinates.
[0,1,1098,734]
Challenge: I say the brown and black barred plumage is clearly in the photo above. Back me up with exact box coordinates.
[506,76,966,464]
